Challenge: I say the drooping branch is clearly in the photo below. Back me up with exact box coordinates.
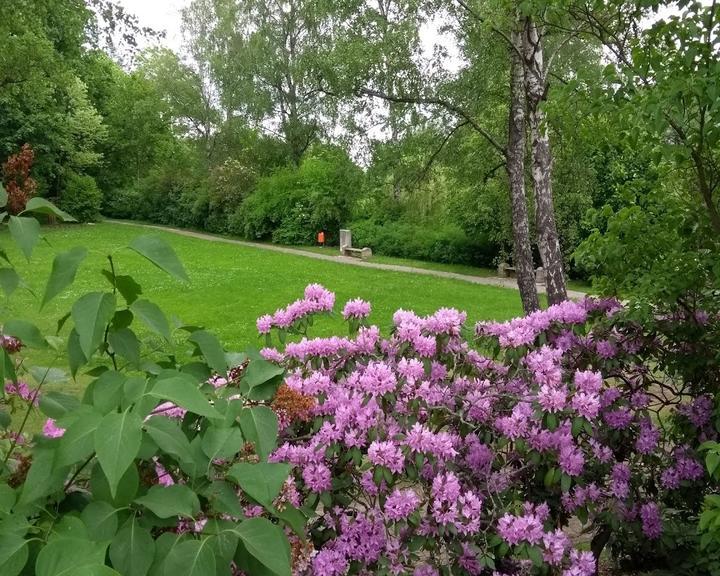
[405,120,470,190]
[357,87,507,157]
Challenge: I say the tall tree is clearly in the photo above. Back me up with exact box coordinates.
[183,0,326,165]
[521,15,568,305]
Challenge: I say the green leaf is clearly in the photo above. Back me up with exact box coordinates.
[57,409,103,467]
[90,462,139,508]
[0,410,10,429]
[202,481,245,518]
[707,451,720,476]
[72,292,116,358]
[232,518,291,576]
[228,462,291,510]
[238,406,278,461]
[243,359,284,389]
[21,197,75,222]
[81,501,119,541]
[110,519,155,576]
[94,409,143,498]
[275,505,307,538]
[8,216,40,261]
[188,330,227,374]
[201,425,244,462]
[145,416,196,469]
[35,537,108,576]
[129,235,188,282]
[0,183,6,208]
[0,268,19,297]
[92,371,127,414]
[18,447,66,506]
[108,328,141,367]
[42,247,87,308]
[161,538,215,576]
[67,329,87,378]
[114,275,143,305]
[135,485,200,519]
[131,300,171,342]
[3,319,47,349]
[149,372,220,419]
[0,535,28,576]
[39,392,81,420]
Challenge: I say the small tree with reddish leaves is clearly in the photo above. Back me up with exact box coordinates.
[2,144,37,215]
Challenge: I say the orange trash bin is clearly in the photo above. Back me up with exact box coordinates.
[317,231,325,245]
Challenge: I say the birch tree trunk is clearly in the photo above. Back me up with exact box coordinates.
[507,30,540,314]
[522,17,568,305]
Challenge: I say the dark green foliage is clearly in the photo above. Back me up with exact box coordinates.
[350,219,497,268]
[230,146,361,245]
[58,172,102,223]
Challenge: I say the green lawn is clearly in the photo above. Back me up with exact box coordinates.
[3,223,526,374]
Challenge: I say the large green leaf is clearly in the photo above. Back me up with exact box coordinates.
[149,372,220,419]
[92,371,127,414]
[35,537,108,576]
[238,406,278,461]
[42,247,87,308]
[18,447,66,506]
[161,538,215,576]
[72,292,116,358]
[21,197,75,222]
[131,299,171,342]
[0,535,28,576]
[67,329,87,378]
[0,268,19,297]
[110,519,155,576]
[134,485,200,519]
[0,183,6,208]
[129,235,188,282]
[94,409,143,498]
[108,328,141,367]
[228,463,291,509]
[3,319,47,349]
[8,216,40,261]
[145,416,196,469]
[38,391,79,420]
[57,409,103,467]
[243,359,284,389]
[90,462,139,508]
[80,501,118,541]
[201,425,244,462]
[188,330,227,374]
[232,518,291,576]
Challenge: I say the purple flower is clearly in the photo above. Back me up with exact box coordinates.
[640,502,662,539]
[543,529,571,565]
[368,440,404,474]
[635,419,659,454]
[5,380,39,405]
[384,489,420,520]
[564,550,596,576]
[256,314,273,334]
[342,298,371,320]
[302,463,332,492]
[571,392,600,419]
[611,462,631,499]
[43,418,65,438]
[538,384,567,413]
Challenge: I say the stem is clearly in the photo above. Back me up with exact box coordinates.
[64,453,95,491]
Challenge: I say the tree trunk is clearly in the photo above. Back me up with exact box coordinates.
[522,17,568,305]
[507,30,540,314]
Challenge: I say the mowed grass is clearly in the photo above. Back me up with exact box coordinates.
[3,222,525,370]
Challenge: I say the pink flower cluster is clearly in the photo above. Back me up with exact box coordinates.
[251,286,701,575]
[256,283,335,334]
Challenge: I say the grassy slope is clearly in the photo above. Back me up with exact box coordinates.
[4,222,525,364]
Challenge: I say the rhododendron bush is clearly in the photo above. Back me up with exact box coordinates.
[254,286,719,575]
[1,197,718,575]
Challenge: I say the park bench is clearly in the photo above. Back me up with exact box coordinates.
[498,262,547,284]
[339,229,373,260]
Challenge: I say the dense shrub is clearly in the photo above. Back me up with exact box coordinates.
[58,171,103,222]
[102,187,142,219]
[350,218,498,267]
[231,147,361,245]
[252,286,720,575]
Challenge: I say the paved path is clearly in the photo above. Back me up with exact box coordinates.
[110,220,587,298]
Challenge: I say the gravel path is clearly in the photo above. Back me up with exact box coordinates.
[111,220,587,299]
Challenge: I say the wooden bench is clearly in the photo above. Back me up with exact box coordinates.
[498,263,546,284]
[342,246,373,260]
